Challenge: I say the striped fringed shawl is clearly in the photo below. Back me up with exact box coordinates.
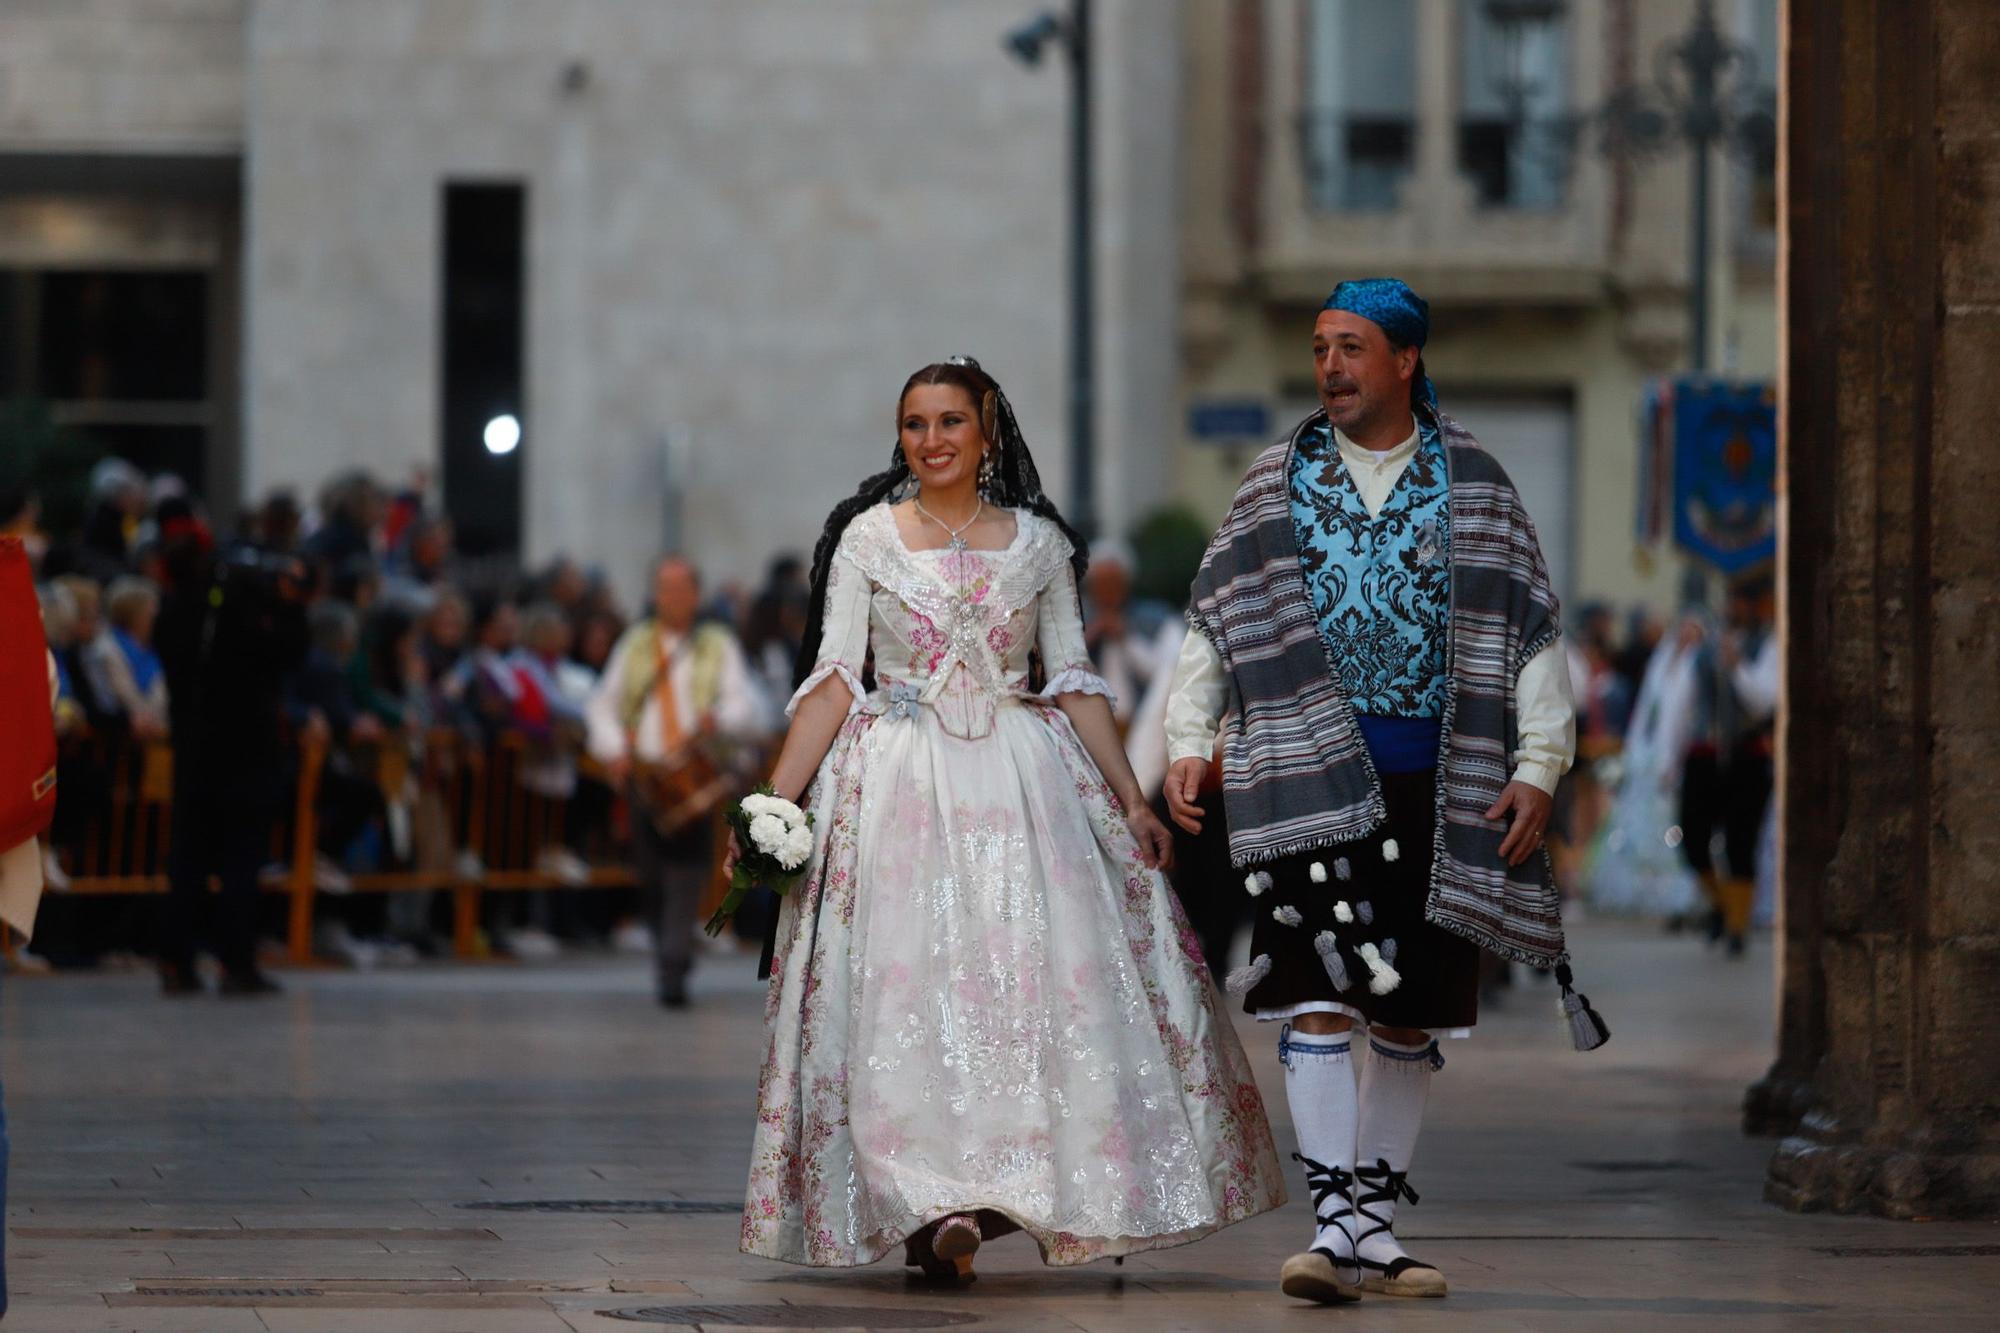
[1189,408,1568,969]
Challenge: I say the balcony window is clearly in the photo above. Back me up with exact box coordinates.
[1743,0,1778,234]
[1300,0,1418,212]
[1457,0,1571,210]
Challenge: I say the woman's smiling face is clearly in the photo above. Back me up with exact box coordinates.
[898,383,987,493]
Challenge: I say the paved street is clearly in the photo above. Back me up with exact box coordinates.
[1,918,1994,1331]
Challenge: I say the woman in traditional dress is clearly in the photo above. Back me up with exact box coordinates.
[738,359,1286,1282]
[1585,611,1705,918]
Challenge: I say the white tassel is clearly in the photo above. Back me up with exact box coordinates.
[1272,904,1303,927]
[1334,901,1354,924]
[1382,839,1400,862]
[1243,870,1272,898]
[1356,900,1374,926]
[1223,954,1272,995]
[1335,857,1352,882]
[1358,941,1402,995]
[1312,932,1351,992]
[1309,861,1328,883]
[1379,937,1397,965]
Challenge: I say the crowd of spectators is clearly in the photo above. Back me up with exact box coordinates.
[5,458,807,973]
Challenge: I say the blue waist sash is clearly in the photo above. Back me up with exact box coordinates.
[1355,714,1443,775]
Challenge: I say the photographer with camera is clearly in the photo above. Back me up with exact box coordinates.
[154,501,312,996]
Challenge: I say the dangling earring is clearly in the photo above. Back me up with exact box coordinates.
[978,444,999,492]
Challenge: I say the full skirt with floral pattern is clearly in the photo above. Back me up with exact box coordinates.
[740,696,1287,1267]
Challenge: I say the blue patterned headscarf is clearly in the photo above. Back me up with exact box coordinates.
[1323,278,1438,412]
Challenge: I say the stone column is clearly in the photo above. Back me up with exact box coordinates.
[1745,0,2000,1219]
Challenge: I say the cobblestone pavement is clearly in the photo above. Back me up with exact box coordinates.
[2,918,1994,1331]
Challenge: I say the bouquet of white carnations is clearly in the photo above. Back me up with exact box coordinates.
[703,784,816,937]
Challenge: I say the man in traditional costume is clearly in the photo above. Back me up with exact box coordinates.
[585,555,768,1007]
[1164,279,1607,1305]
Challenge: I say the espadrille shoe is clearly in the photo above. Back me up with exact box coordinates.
[1280,1249,1362,1304]
[1353,1161,1447,1297]
[1360,1257,1447,1297]
[1280,1154,1362,1303]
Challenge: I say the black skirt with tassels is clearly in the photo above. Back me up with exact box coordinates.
[1238,767,1480,1030]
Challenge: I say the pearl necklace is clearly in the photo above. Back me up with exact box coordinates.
[913,496,984,553]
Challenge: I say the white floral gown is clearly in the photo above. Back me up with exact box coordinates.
[741,503,1286,1267]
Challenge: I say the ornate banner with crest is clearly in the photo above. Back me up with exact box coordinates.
[1639,379,1777,576]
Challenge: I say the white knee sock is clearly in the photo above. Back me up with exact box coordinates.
[1352,1030,1439,1273]
[1280,1024,1358,1269]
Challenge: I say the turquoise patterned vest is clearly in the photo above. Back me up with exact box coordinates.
[1288,421,1452,718]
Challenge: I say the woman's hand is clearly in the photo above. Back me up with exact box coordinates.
[723,828,743,881]
[1126,802,1176,873]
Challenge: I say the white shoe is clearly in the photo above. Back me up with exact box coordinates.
[612,920,655,955]
[315,922,377,970]
[41,847,70,892]
[376,939,422,967]
[506,926,562,961]
[313,855,354,895]
[535,846,591,887]
[9,950,53,974]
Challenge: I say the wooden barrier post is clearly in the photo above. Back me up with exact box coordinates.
[287,732,326,965]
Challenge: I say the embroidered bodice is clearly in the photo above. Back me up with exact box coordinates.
[791,503,1109,739]
[1289,421,1452,718]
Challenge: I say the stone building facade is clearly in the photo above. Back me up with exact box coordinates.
[1174,0,1779,611]
[0,0,1181,604]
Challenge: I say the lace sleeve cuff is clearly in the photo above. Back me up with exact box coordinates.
[1040,665,1117,708]
[786,661,866,719]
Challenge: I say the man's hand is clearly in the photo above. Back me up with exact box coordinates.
[1485,781,1555,866]
[1166,757,1209,834]
[1126,804,1176,872]
[722,828,743,881]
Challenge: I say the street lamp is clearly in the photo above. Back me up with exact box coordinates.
[1005,2,1095,538]
[1485,0,1775,374]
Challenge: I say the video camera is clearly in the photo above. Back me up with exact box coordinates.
[213,545,314,605]
[194,545,314,669]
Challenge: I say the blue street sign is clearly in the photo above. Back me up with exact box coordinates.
[1187,399,1272,442]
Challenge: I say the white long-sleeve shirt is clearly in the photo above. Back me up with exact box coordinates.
[1732,633,1780,722]
[584,623,769,765]
[1165,425,1577,795]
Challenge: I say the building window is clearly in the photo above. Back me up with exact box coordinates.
[1457,0,1571,210]
[1300,0,1418,212]
[0,269,212,489]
